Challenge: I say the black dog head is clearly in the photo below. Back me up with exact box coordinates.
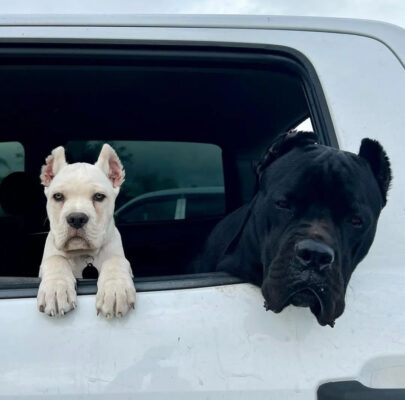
[256,131,391,327]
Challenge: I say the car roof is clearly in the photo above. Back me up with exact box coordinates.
[0,14,403,67]
[0,14,400,31]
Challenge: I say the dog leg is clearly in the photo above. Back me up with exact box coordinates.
[96,256,136,318]
[37,255,77,316]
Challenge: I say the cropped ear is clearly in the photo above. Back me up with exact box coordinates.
[358,138,392,207]
[40,146,67,187]
[95,144,125,188]
[256,130,318,179]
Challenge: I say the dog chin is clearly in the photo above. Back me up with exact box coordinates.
[288,288,331,326]
[63,236,93,252]
[262,283,338,328]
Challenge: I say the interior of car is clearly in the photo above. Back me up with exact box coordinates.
[0,45,318,279]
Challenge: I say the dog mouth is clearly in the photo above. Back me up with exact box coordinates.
[66,234,87,243]
[68,234,84,240]
[64,230,92,250]
[263,285,336,328]
[288,287,327,325]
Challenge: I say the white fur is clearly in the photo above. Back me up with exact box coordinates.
[37,144,136,318]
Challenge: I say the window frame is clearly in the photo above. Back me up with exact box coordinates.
[0,273,243,299]
[0,42,337,298]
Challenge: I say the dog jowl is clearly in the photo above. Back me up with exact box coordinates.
[37,144,136,318]
[195,131,392,327]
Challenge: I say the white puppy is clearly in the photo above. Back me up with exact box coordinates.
[37,144,136,318]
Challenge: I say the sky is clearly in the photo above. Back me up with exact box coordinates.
[0,0,404,28]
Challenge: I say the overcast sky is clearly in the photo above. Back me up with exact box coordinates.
[1,0,404,28]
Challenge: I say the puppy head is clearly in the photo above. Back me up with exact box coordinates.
[40,144,125,252]
[256,131,391,327]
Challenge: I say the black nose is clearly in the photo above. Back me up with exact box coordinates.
[66,213,89,229]
[295,239,335,271]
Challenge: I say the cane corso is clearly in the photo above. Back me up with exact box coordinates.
[194,131,391,327]
[37,144,136,318]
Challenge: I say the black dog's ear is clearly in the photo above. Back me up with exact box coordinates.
[358,138,392,207]
[256,130,318,179]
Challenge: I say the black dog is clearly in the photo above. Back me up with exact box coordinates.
[193,131,391,327]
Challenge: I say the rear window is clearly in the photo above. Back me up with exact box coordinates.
[66,141,225,223]
[185,193,225,219]
[0,142,24,179]
[0,142,25,216]
[118,197,178,222]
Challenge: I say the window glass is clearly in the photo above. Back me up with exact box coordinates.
[66,141,225,222]
[117,197,178,223]
[186,193,226,219]
[0,142,25,216]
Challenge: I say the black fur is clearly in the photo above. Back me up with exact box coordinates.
[359,138,392,206]
[255,130,319,180]
[193,131,392,327]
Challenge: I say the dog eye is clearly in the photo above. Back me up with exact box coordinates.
[53,193,64,202]
[350,215,363,227]
[275,199,291,210]
[93,193,106,202]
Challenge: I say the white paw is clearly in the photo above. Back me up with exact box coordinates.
[96,278,136,318]
[37,277,77,317]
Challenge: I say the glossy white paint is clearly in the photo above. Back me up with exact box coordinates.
[0,15,404,399]
[0,14,403,63]
[1,279,405,399]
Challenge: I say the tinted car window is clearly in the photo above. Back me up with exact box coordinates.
[186,194,226,219]
[117,198,178,223]
[66,141,225,222]
[0,142,25,217]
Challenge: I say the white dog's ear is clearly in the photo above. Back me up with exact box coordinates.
[95,144,125,188]
[40,146,68,187]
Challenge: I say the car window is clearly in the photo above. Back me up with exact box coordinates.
[186,194,226,219]
[117,197,178,223]
[0,45,332,281]
[0,142,25,216]
[66,141,225,223]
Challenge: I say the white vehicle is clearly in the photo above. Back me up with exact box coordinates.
[0,15,404,400]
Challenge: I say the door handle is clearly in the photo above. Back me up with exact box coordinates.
[318,380,405,399]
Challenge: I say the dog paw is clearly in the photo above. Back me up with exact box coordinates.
[37,277,77,317]
[96,278,136,318]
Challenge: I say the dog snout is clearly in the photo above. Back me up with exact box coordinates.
[295,239,334,271]
[66,212,89,229]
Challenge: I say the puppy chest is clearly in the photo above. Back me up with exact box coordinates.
[70,256,100,279]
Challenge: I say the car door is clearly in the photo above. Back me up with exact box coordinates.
[0,16,405,400]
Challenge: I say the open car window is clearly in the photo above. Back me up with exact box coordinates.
[0,44,334,287]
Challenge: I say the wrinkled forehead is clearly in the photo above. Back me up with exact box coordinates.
[264,145,382,211]
[47,163,112,193]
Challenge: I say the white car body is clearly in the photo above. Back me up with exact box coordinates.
[0,15,405,399]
